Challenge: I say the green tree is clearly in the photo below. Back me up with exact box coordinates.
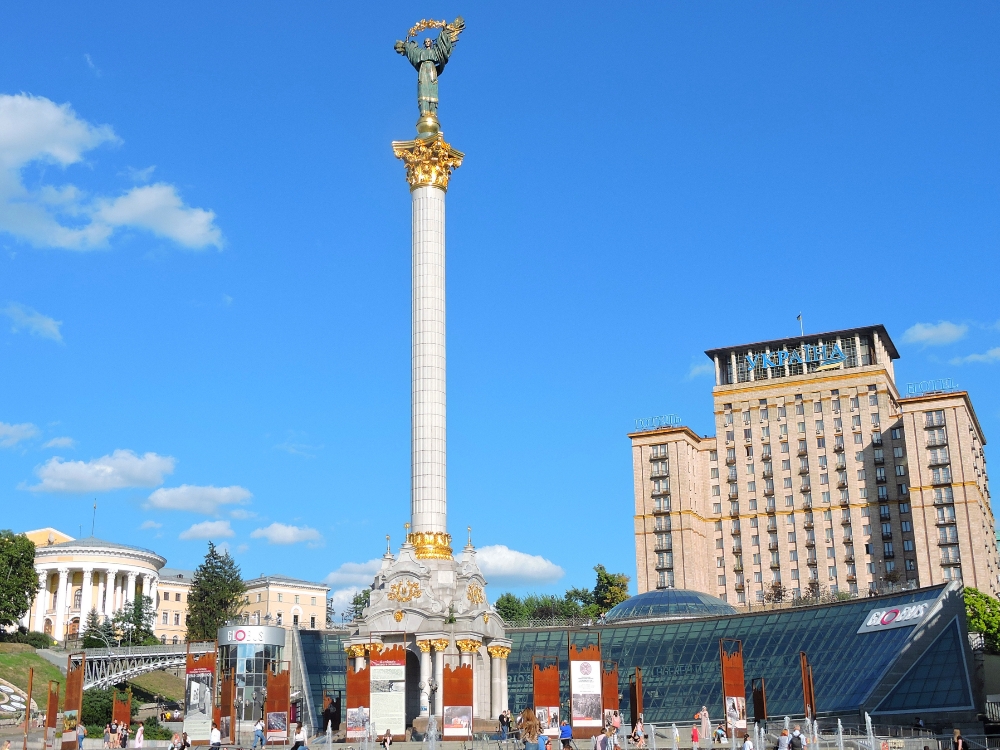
[186,542,245,641]
[111,596,158,646]
[350,589,370,620]
[965,587,1000,654]
[0,530,39,628]
[494,592,526,623]
[592,565,630,613]
[82,608,114,648]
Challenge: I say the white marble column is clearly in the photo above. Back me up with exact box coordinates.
[489,651,501,720]
[33,572,47,632]
[104,570,118,616]
[411,184,448,535]
[126,571,137,605]
[97,573,106,619]
[80,568,94,618]
[417,642,431,716]
[146,574,158,608]
[54,568,70,641]
[432,641,446,717]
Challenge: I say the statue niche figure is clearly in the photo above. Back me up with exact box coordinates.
[394,17,464,136]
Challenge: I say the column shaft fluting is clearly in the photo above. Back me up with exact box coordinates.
[432,646,445,716]
[411,185,447,534]
[418,646,431,716]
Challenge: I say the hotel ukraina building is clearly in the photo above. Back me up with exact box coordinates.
[18,528,329,643]
[630,324,999,605]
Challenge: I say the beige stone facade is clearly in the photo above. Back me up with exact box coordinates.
[156,568,193,644]
[238,574,328,629]
[631,325,999,606]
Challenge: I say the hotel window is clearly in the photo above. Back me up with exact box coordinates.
[872,431,882,445]
[798,422,806,434]
[781,459,790,470]
[820,474,829,485]
[893,446,904,458]
[863,524,871,536]
[310,615,316,628]
[840,489,849,501]
[743,411,751,425]
[716,538,724,549]
[929,447,950,464]
[899,502,910,514]
[825,529,834,540]
[780,431,789,444]
[871,414,880,427]
[899,482,909,496]
[746,462,755,475]
[256,593,262,603]
[934,487,954,503]
[852,415,861,429]
[936,506,956,523]
[162,611,169,624]
[712,485,720,496]
[931,467,952,483]
[905,559,916,571]
[294,595,300,604]
[174,613,180,626]
[785,495,794,507]
[857,469,866,480]
[867,562,875,573]
[713,503,722,513]
[854,433,863,444]
[753,553,761,565]
[885,560,896,572]
[715,521,723,531]
[895,465,906,476]
[813,402,822,414]
[780,424,788,437]
[749,499,758,510]
[828,566,837,579]
[744,429,752,441]
[832,398,841,413]
[783,478,792,489]
[716,557,724,568]
[790,550,798,561]
[751,535,760,547]
[869,391,879,407]
[293,614,299,626]
[725,413,734,426]
[791,569,799,580]
[891,427,904,440]
[710,450,718,462]
[761,426,770,438]
[875,467,886,482]
[711,468,719,479]
[277,593,283,603]
[834,417,842,431]
[924,410,945,428]
[787,531,796,543]
[753,572,762,583]
[816,437,825,448]
[777,406,786,418]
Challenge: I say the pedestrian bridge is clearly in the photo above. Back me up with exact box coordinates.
[74,642,215,690]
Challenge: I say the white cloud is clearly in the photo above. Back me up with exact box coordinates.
[686,361,714,380]
[0,93,221,250]
[179,520,234,540]
[328,586,363,616]
[3,303,63,342]
[476,545,565,585]
[140,520,162,529]
[324,559,381,588]
[230,508,257,520]
[146,484,251,514]
[250,522,322,545]
[0,422,39,448]
[29,449,175,493]
[43,436,76,449]
[950,347,1000,365]
[94,183,222,249]
[902,321,968,346]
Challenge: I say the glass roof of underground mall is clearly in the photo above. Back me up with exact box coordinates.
[605,589,737,622]
[298,583,971,729]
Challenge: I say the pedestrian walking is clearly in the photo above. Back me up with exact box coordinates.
[952,730,964,750]
[630,718,645,749]
[789,726,804,750]
[777,730,790,750]
[520,708,541,750]
[742,734,753,750]
[77,721,88,750]
[135,724,144,750]
[210,722,221,750]
[560,720,573,750]
[104,724,112,749]
[692,723,700,747]
[252,719,266,750]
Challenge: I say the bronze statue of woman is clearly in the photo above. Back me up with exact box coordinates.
[394,17,464,133]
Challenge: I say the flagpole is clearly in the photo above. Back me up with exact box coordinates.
[797,314,804,336]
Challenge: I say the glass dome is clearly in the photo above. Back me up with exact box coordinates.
[604,588,737,623]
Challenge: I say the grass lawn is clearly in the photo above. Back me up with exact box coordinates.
[0,650,67,711]
[128,671,185,703]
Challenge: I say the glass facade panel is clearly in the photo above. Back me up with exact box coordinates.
[874,619,973,712]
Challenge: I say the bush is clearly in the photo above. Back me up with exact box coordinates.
[82,688,137,727]
[0,628,54,649]
[143,716,175,740]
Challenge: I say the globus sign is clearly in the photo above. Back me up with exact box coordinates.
[856,602,930,634]
[217,625,286,647]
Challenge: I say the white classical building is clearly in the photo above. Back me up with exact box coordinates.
[23,529,166,643]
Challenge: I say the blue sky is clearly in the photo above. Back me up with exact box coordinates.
[1,3,998,614]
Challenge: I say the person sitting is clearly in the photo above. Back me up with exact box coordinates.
[630,718,645,748]
[378,729,392,750]
[291,724,309,750]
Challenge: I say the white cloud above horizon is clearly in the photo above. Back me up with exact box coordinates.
[686,361,714,380]
[28,449,175,492]
[325,559,381,588]
[43,436,75,449]
[146,484,251,515]
[179,519,234,540]
[328,586,363,617]
[140,520,162,529]
[3,303,63,342]
[250,522,322,545]
[950,347,1000,365]
[0,93,222,250]
[476,545,565,585]
[0,421,40,448]
[902,321,968,346]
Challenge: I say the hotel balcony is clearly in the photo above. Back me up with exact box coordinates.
[937,538,959,546]
[803,521,814,530]
[926,439,948,448]
[733,564,744,573]
[805,539,816,548]
[837,478,848,489]
[770,562,781,570]
[936,517,956,526]
[834,443,845,453]
[728,490,739,500]
[768,542,779,551]
[940,557,961,566]
[762,468,773,478]
[734,582,745,591]
[806,558,818,567]
[726,455,736,465]
[881,532,893,540]
[874,456,884,465]
[841,518,852,526]
[844,555,855,563]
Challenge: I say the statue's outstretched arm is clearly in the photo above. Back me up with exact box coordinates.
[393,40,406,55]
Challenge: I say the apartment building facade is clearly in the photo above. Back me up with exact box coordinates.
[631,324,999,605]
[238,574,329,630]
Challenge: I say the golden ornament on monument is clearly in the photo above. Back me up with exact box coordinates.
[387,579,423,602]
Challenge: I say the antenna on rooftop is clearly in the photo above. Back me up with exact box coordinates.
[797,313,804,336]
[91,501,97,537]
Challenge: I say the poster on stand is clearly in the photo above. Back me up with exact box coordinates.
[442,663,473,739]
[720,639,747,733]
[346,707,370,739]
[182,646,217,745]
[369,646,406,738]
[536,707,560,736]
[266,711,288,742]
[61,653,85,750]
[443,705,473,738]
[569,660,602,728]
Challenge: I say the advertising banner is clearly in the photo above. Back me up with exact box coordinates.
[857,603,929,634]
[533,659,561,737]
[568,643,603,735]
[183,646,217,745]
[720,639,746,733]
[61,653,85,750]
[799,652,816,718]
[45,681,60,750]
[265,665,290,744]
[219,670,234,743]
[346,660,370,740]
[601,662,619,730]
[369,646,406,739]
[442,663,473,739]
[628,668,643,732]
